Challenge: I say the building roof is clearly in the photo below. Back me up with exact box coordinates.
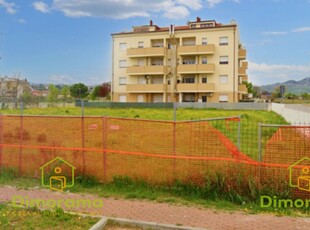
[111,18,236,36]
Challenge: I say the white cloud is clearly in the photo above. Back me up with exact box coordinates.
[176,0,202,10]
[163,5,189,19]
[49,74,74,84]
[206,0,223,8]
[292,27,310,33]
[0,0,17,14]
[33,1,50,13]
[18,19,26,24]
[262,31,288,35]
[248,61,310,86]
[33,0,203,19]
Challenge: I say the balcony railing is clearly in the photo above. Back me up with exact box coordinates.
[177,83,215,92]
[127,65,166,75]
[126,84,166,92]
[127,47,165,57]
[241,61,248,69]
[178,44,215,55]
[238,66,247,75]
[177,64,215,74]
[238,84,248,93]
[238,49,246,59]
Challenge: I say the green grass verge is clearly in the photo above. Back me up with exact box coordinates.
[0,203,99,230]
[1,169,309,217]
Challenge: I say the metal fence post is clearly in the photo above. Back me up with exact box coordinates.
[237,115,241,150]
[81,100,84,117]
[19,102,24,175]
[102,116,107,181]
[0,115,3,168]
[173,103,176,180]
[81,107,85,175]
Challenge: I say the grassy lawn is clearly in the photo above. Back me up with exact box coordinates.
[0,107,286,123]
[0,203,99,230]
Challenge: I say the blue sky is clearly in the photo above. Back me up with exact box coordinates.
[0,0,310,86]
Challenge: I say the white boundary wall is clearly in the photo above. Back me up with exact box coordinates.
[271,103,310,124]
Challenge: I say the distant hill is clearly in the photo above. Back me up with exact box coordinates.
[260,77,310,94]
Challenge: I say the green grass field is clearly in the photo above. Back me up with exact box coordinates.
[0,203,99,229]
[1,106,287,123]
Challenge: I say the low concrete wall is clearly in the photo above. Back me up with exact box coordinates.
[271,103,310,124]
[175,102,269,110]
[76,101,269,110]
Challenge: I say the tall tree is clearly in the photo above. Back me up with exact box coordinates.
[98,82,111,98]
[47,84,59,105]
[61,85,70,106]
[70,83,89,99]
[91,85,101,100]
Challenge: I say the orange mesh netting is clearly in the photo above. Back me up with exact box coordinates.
[0,115,309,198]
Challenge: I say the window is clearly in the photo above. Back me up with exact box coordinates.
[202,57,208,64]
[137,59,144,66]
[138,77,146,84]
[219,94,228,103]
[137,95,144,102]
[202,38,208,45]
[219,56,229,64]
[119,77,127,85]
[183,38,196,46]
[183,77,195,84]
[219,37,228,46]
[219,75,228,84]
[201,23,214,28]
[202,95,207,102]
[119,43,127,51]
[119,60,127,68]
[191,24,197,28]
[202,77,208,83]
[138,41,144,48]
[183,57,195,65]
[119,95,127,102]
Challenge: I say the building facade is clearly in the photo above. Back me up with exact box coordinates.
[0,76,31,102]
[111,18,248,103]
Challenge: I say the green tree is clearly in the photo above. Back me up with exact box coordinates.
[61,85,70,106]
[244,81,253,94]
[90,85,100,100]
[70,83,89,99]
[47,84,59,105]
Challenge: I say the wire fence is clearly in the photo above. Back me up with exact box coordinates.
[0,115,309,199]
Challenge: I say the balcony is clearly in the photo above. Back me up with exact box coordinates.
[238,49,246,59]
[127,65,166,75]
[240,75,248,82]
[178,44,215,55]
[126,84,166,92]
[238,84,248,93]
[238,66,247,75]
[241,61,248,69]
[127,47,165,57]
[178,64,215,74]
[177,83,215,92]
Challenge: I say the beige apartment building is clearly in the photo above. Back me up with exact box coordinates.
[111,18,248,103]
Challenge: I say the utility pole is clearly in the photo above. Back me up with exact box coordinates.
[169,25,178,102]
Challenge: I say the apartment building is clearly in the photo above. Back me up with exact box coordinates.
[111,18,248,103]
